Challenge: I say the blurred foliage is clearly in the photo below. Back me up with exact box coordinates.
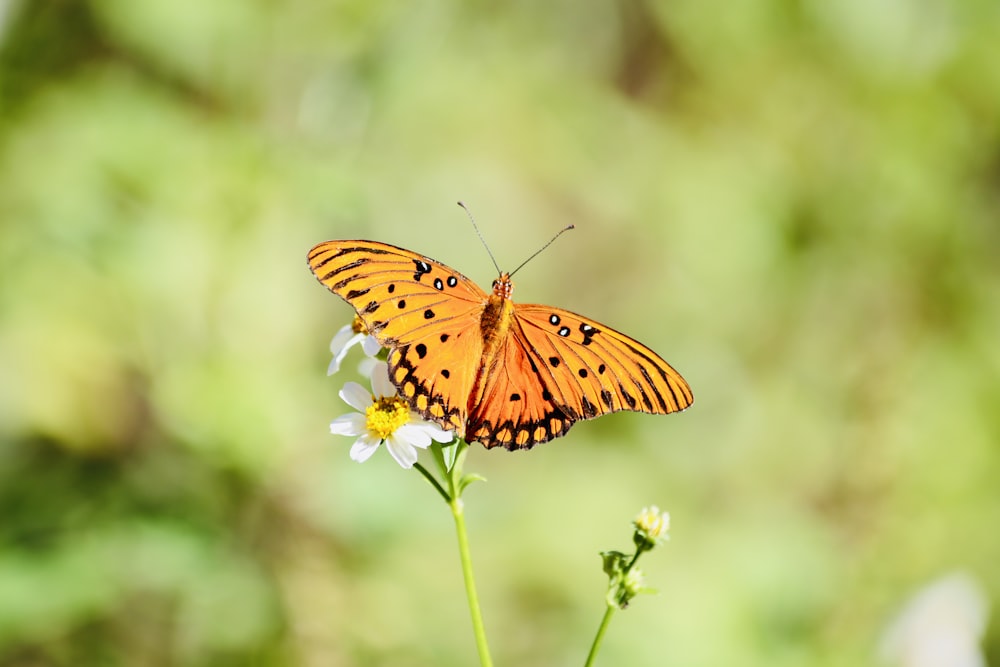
[1,0,999,665]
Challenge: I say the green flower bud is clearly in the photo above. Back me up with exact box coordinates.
[601,550,628,578]
[622,567,646,598]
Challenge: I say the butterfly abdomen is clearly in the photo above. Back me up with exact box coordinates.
[469,292,515,411]
[479,293,514,356]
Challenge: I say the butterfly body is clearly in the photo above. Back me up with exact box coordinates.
[308,240,693,450]
[478,277,514,362]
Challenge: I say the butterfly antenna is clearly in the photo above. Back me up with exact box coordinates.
[509,223,575,278]
[458,201,502,275]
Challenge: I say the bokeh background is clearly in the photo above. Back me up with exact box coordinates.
[2,1,999,665]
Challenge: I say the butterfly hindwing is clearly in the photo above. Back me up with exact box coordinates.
[387,326,484,437]
[308,240,487,347]
[465,332,574,449]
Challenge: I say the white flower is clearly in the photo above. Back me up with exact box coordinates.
[633,505,670,546]
[329,361,454,468]
[327,316,381,375]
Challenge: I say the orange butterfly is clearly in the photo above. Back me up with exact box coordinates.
[308,238,693,450]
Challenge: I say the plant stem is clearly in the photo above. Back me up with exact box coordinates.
[585,545,647,665]
[421,440,492,666]
[450,496,493,667]
[413,462,450,502]
[584,604,616,667]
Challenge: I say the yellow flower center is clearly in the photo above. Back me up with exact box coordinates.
[634,506,669,540]
[365,395,410,439]
[351,314,370,335]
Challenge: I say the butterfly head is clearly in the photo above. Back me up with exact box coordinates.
[491,272,514,300]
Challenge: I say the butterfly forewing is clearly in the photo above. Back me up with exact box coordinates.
[308,240,489,436]
[308,240,487,346]
[514,305,693,416]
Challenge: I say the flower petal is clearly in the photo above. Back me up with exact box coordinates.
[350,434,381,462]
[410,416,456,443]
[420,420,456,443]
[395,423,432,449]
[339,382,372,412]
[330,413,366,436]
[328,324,354,354]
[328,327,363,376]
[370,361,396,398]
[361,335,383,356]
[357,356,378,378]
[385,435,418,468]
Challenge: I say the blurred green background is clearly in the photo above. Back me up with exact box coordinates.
[2,1,999,665]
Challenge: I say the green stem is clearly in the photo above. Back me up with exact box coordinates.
[422,441,492,666]
[584,604,616,667]
[450,496,493,667]
[584,544,648,666]
[625,548,643,572]
[413,462,450,502]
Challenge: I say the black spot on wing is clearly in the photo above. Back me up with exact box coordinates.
[413,259,432,281]
[580,322,599,346]
[620,384,637,408]
[634,381,654,411]
[639,365,668,412]
[331,274,359,291]
[320,258,367,283]
[388,345,462,430]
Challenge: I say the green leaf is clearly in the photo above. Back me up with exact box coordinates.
[458,473,487,495]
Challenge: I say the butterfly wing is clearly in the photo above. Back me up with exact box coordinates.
[467,303,693,450]
[308,240,488,345]
[464,330,578,448]
[307,240,488,434]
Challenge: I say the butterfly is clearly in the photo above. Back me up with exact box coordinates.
[308,239,693,450]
